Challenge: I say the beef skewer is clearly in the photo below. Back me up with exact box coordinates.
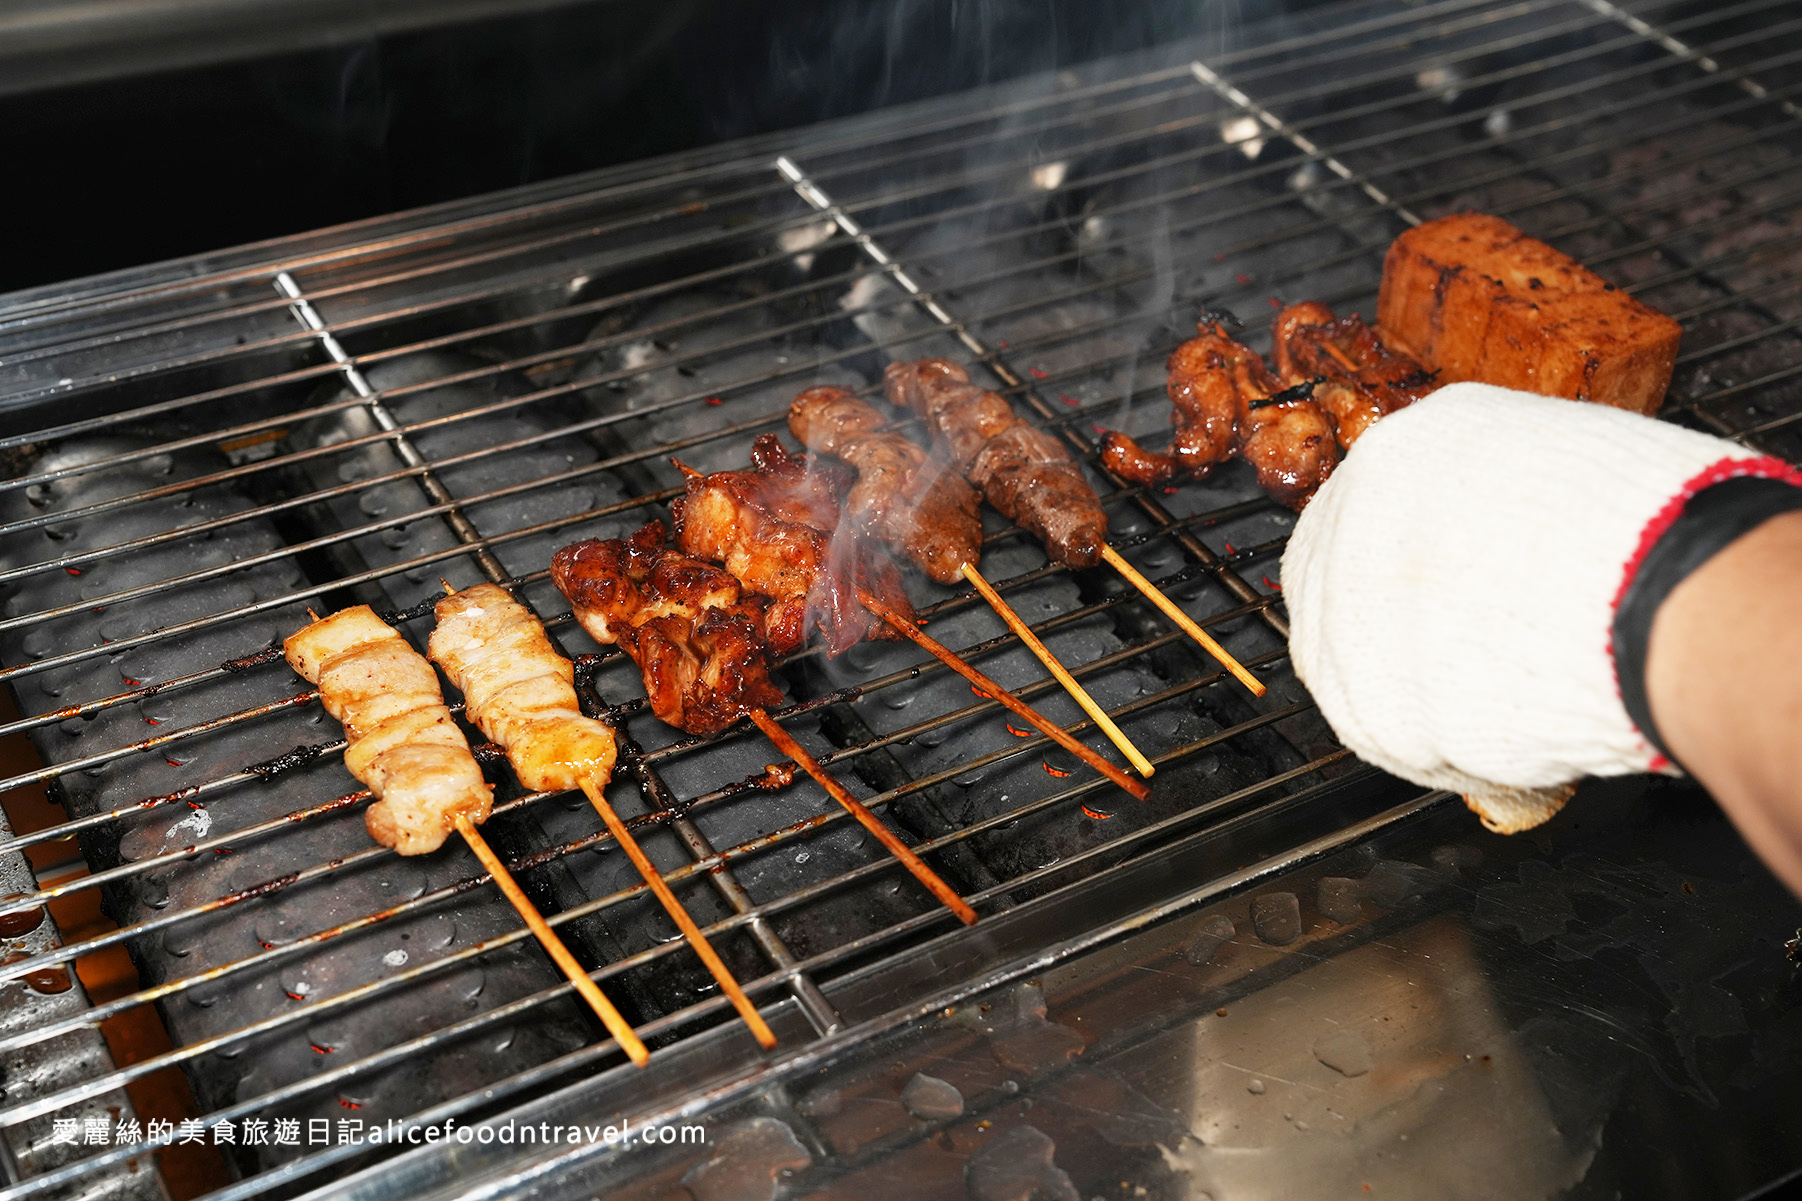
[888,357,1266,698]
[431,581,779,1050]
[788,385,1154,778]
[551,521,981,926]
[284,604,649,1066]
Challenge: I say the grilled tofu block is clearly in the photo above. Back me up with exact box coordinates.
[1378,212,1681,415]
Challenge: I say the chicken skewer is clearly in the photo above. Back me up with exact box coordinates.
[284,604,649,1066]
[551,524,981,925]
[431,581,778,1050]
[887,357,1266,698]
[788,385,1155,778]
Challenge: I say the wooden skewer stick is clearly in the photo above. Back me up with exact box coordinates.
[453,813,650,1067]
[960,562,1154,779]
[440,577,773,1048]
[1099,544,1267,698]
[578,778,779,1049]
[748,709,978,925]
[855,587,1152,802]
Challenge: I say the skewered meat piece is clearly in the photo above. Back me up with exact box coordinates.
[671,449,916,656]
[1238,391,1341,511]
[1378,212,1680,414]
[745,432,852,531]
[884,359,1109,568]
[429,583,618,792]
[1271,301,1436,449]
[285,606,492,856]
[1101,314,1341,509]
[787,385,983,584]
[551,521,784,737]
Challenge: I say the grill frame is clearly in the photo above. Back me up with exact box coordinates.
[5,0,1802,1195]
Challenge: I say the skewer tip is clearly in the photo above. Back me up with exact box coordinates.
[305,607,321,623]
[440,578,457,597]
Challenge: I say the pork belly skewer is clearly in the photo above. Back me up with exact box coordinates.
[789,385,1155,779]
[551,523,981,926]
[283,605,649,1066]
[671,451,1151,802]
[888,357,1267,699]
[431,581,778,1050]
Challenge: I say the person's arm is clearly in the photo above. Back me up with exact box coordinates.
[1282,381,1802,873]
[1647,509,1802,894]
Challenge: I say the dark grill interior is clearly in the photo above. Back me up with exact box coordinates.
[6,1,1802,1197]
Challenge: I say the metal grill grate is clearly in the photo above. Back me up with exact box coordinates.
[5,0,1802,1196]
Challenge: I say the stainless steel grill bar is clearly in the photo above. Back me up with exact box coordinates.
[0,654,1303,1129]
[2,743,1357,1201]
[7,2,1787,504]
[0,541,1282,920]
[1189,59,1424,227]
[0,0,1759,444]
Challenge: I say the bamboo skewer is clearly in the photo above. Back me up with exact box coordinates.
[855,587,1152,802]
[1099,545,1267,697]
[455,818,650,1065]
[578,778,780,1048]
[747,709,978,925]
[959,561,1154,778]
[435,581,775,1050]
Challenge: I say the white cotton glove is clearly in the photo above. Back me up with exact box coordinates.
[1283,382,1799,833]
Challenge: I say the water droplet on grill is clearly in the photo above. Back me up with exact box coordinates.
[1247,1079,1266,1094]
[964,1126,1078,1201]
[1313,1029,1372,1077]
[1251,891,1302,946]
[794,850,811,865]
[900,1073,964,1120]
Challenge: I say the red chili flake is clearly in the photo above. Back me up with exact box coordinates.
[1092,423,1109,435]
[1262,575,1282,591]
[186,800,203,810]
[338,1099,363,1110]
[1163,486,1179,494]
[1235,273,1251,286]
[64,567,82,576]
[997,340,1009,349]
[1005,722,1031,737]
[213,847,233,855]
[260,940,277,950]
[704,396,723,406]
[1043,762,1073,778]
[165,758,182,768]
[144,717,161,725]
[284,990,305,1001]
[1059,394,1079,407]
[1080,805,1113,821]
[310,1043,332,1055]
[1267,297,1283,309]
[1224,541,1235,555]
[1028,367,1049,380]
[970,685,990,699]
[123,678,141,687]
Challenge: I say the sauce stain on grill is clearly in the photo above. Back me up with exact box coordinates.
[247,742,334,778]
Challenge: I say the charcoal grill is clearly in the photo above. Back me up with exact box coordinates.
[7,1,1802,1197]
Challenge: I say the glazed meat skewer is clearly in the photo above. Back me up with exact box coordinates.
[1271,301,1435,449]
[887,356,1265,696]
[431,582,778,1050]
[788,385,1154,778]
[284,604,649,1065]
[552,521,979,927]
